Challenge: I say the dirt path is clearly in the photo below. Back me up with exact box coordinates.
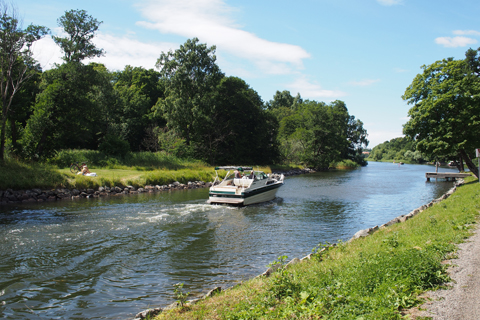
[407,225,480,319]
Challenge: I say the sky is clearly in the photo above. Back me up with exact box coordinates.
[16,0,480,147]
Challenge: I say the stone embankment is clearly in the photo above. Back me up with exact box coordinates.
[0,181,211,205]
[0,168,315,206]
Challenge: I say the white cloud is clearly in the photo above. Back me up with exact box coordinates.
[31,33,177,71]
[348,79,380,87]
[376,0,403,6]
[90,34,176,71]
[435,36,477,48]
[453,30,480,36]
[30,36,62,70]
[135,0,310,74]
[287,76,346,99]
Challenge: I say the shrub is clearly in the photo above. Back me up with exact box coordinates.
[48,149,108,168]
[99,134,130,158]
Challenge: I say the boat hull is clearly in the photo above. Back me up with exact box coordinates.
[207,181,283,206]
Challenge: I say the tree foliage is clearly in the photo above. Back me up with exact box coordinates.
[112,66,165,151]
[53,9,104,63]
[198,76,278,165]
[368,137,427,163]
[402,50,480,177]
[271,93,368,168]
[0,9,369,169]
[155,38,224,146]
[0,1,48,160]
[22,62,108,159]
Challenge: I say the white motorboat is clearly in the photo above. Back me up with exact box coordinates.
[207,166,284,206]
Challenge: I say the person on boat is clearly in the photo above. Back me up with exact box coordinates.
[234,170,242,178]
[248,170,255,179]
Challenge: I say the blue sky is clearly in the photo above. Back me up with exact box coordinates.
[18,0,480,147]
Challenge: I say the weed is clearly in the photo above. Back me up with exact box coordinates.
[311,241,334,260]
[383,232,400,248]
[267,255,288,269]
[173,283,190,308]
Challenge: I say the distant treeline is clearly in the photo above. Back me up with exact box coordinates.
[367,137,428,163]
[0,8,368,168]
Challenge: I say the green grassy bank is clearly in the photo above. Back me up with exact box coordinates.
[154,177,479,320]
[0,150,297,191]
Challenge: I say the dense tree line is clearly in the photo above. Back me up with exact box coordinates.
[367,137,427,163]
[0,6,369,168]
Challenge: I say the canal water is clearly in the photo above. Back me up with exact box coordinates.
[0,162,458,319]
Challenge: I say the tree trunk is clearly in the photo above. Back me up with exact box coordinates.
[0,102,8,161]
[459,148,478,178]
[0,114,6,161]
[457,153,465,172]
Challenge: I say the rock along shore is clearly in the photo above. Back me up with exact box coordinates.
[0,168,315,206]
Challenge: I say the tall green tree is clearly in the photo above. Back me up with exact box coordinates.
[53,9,104,63]
[402,53,480,178]
[279,101,343,168]
[198,76,278,165]
[112,66,165,150]
[22,62,108,159]
[155,38,224,146]
[0,1,48,160]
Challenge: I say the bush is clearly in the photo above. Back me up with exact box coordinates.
[48,149,108,168]
[333,159,359,169]
[99,134,130,158]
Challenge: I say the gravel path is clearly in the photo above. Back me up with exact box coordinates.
[408,225,480,319]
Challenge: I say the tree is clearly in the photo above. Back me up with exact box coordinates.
[279,101,344,168]
[402,53,480,178]
[155,38,224,146]
[0,1,48,160]
[197,76,278,165]
[53,9,104,63]
[345,116,369,165]
[22,63,109,159]
[112,66,165,151]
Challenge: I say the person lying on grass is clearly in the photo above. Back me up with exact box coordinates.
[77,165,97,177]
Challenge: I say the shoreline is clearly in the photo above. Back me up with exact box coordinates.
[0,168,316,206]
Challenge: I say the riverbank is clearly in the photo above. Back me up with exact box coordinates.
[142,176,479,320]
[0,167,314,205]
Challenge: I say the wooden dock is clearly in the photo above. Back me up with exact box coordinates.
[425,172,470,181]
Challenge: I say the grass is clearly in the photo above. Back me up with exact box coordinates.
[1,149,296,191]
[0,159,70,190]
[154,177,480,320]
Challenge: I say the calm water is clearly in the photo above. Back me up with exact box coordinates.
[0,162,458,319]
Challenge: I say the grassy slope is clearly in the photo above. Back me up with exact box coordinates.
[155,177,480,320]
[0,157,276,191]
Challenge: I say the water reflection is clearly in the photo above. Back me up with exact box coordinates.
[0,162,458,319]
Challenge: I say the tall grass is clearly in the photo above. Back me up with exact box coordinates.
[48,149,207,170]
[155,177,480,320]
[0,159,68,190]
